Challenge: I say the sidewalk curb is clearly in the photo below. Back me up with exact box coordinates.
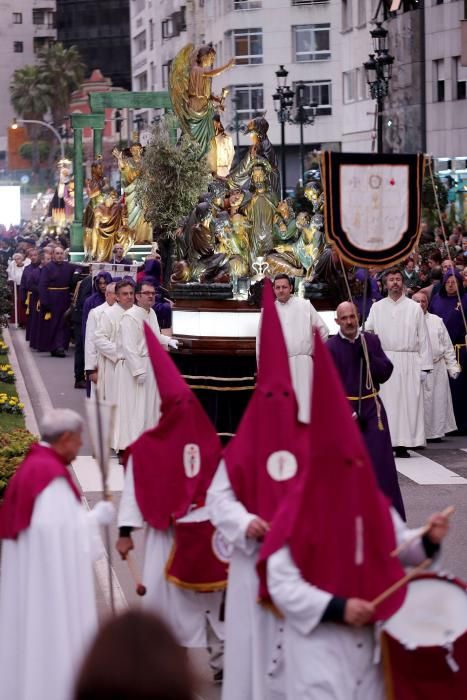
[3,326,39,435]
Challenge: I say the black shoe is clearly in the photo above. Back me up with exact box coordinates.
[74,379,87,389]
[213,670,223,684]
[394,447,411,458]
[427,437,443,443]
[51,349,66,358]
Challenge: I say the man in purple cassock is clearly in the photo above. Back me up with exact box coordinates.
[38,246,78,357]
[327,301,405,519]
[429,269,467,433]
[20,248,41,347]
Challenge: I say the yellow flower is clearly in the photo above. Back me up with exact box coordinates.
[18,403,24,409]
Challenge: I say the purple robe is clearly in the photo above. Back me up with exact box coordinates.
[139,259,172,329]
[352,268,382,322]
[81,271,113,338]
[38,261,77,352]
[20,263,41,348]
[429,275,467,432]
[327,332,406,519]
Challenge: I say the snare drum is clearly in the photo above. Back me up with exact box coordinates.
[381,572,467,700]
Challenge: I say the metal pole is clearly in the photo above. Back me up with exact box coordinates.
[235,114,240,166]
[281,117,286,200]
[299,116,305,185]
[377,95,384,154]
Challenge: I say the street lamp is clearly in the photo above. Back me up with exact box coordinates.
[11,117,65,160]
[273,66,317,199]
[363,22,394,154]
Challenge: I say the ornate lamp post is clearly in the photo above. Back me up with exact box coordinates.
[363,22,394,154]
[273,66,317,199]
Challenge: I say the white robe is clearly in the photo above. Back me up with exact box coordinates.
[84,302,110,372]
[423,312,458,439]
[206,461,285,700]
[94,302,125,403]
[267,510,434,700]
[0,477,103,700]
[257,297,329,423]
[366,296,433,447]
[118,457,224,647]
[113,305,169,451]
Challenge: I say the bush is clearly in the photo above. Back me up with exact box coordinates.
[0,429,37,493]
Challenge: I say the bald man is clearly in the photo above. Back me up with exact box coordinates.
[327,302,405,518]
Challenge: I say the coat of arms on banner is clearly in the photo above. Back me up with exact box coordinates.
[321,152,425,267]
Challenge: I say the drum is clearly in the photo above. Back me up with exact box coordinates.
[381,572,467,700]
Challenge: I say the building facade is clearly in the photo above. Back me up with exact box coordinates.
[0,0,56,159]
[56,0,131,91]
[130,0,344,190]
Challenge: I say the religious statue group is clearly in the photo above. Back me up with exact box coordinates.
[169,43,325,284]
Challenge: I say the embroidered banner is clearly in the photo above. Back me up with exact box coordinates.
[321,152,425,267]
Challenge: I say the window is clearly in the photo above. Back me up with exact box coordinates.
[232,84,264,118]
[342,0,353,31]
[136,71,148,91]
[233,28,263,65]
[32,9,45,24]
[357,0,366,25]
[34,37,52,53]
[343,70,357,102]
[294,25,331,62]
[133,31,146,55]
[453,57,467,100]
[234,0,262,8]
[13,42,23,53]
[434,59,445,102]
[162,61,172,88]
[296,80,332,115]
[13,12,22,24]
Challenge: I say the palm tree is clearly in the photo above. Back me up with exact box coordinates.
[37,43,85,167]
[10,64,51,176]
[38,43,85,128]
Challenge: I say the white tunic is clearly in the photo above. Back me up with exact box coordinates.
[267,510,433,700]
[94,302,125,403]
[0,478,103,700]
[118,457,224,647]
[113,305,169,451]
[366,296,433,447]
[207,461,286,700]
[257,297,329,423]
[84,301,110,372]
[423,312,458,439]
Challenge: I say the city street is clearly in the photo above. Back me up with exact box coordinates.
[6,324,467,699]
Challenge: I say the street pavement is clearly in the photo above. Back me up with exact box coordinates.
[7,325,467,697]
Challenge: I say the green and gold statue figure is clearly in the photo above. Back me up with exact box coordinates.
[169,43,235,173]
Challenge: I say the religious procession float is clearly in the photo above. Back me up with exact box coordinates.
[66,42,444,432]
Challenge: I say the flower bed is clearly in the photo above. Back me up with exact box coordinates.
[0,363,15,383]
[0,392,24,414]
[0,428,37,493]
[0,340,8,355]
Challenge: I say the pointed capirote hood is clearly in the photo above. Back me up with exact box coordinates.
[144,322,190,411]
[258,331,407,621]
[223,279,307,522]
[126,324,222,531]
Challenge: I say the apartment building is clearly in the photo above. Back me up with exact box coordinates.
[0,1,57,158]
[130,0,343,188]
[340,0,467,163]
[57,0,131,90]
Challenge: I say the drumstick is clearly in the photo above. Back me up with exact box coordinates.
[390,505,455,557]
[126,552,147,596]
[371,558,432,607]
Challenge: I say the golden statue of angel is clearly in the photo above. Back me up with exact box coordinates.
[169,43,235,172]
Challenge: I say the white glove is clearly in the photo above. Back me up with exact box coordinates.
[136,373,146,385]
[449,367,461,380]
[168,338,179,350]
[92,501,116,526]
[420,371,428,383]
